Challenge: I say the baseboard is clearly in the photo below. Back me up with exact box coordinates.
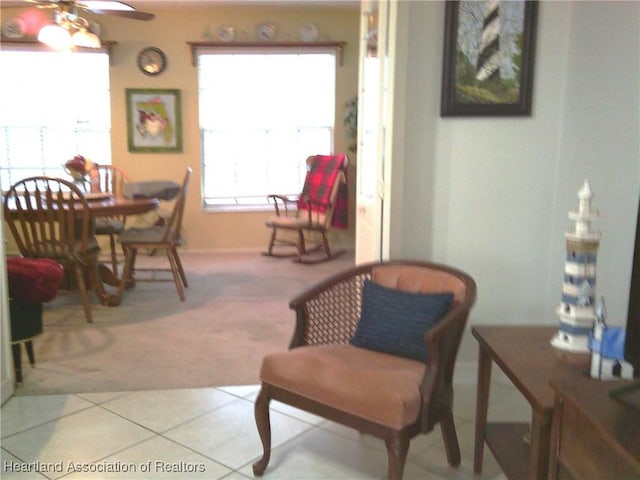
[183,247,356,255]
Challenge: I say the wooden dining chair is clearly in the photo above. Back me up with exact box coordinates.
[117,168,192,301]
[3,176,100,323]
[91,165,131,277]
[253,260,477,480]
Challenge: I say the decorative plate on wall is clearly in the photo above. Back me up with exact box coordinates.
[2,17,26,39]
[217,24,236,42]
[256,22,277,41]
[298,23,319,42]
[88,20,102,38]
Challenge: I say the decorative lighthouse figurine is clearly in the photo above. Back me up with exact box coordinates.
[551,180,601,352]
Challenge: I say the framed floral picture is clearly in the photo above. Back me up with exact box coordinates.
[440,0,538,116]
[126,88,182,152]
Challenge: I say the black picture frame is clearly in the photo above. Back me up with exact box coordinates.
[440,0,538,117]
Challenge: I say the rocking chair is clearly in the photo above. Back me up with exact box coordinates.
[264,154,348,264]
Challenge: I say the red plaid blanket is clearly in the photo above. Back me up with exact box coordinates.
[297,154,348,229]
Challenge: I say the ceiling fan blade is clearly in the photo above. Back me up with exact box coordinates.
[2,0,58,8]
[80,1,154,21]
[83,8,154,20]
[3,0,154,20]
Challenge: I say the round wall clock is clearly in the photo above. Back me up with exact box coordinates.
[137,47,167,76]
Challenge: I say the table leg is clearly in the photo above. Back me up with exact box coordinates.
[96,261,136,289]
[474,344,492,474]
[87,254,122,307]
[98,263,119,287]
[547,395,562,480]
[528,408,552,480]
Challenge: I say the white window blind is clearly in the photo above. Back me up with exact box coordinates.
[0,49,111,190]
[198,50,336,208]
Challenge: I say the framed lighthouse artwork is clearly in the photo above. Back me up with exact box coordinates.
[126,88,182,153]
[440,0,538,117]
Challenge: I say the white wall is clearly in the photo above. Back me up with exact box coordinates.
[390,1,639,366]
[1,203,15,403]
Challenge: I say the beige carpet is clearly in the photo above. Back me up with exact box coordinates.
[15,250,355,395]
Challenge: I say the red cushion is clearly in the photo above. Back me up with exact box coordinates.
[7,257,64,303]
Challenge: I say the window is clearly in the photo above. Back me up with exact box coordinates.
[0,49,111,191]
[198,49,336,209]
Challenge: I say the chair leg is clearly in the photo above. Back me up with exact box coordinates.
[74,264,93,323]
[298,230,306,254]
[171,247,188,287]
[109,233,119,278]
[439,412,461,466]
[252,387,272,476]
[385,431,409,480]
[294,229,307,261]
[11,343,22,383]
[266,227,277,256]
[117,246,137,301]
[166,249,186,301]
[25,340,36,366]
[321,232,332,258]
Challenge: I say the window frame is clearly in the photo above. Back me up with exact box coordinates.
[0,44,113,191]
[195,44,340,212]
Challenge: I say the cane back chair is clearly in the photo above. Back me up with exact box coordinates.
[3,177,100,323]
[253,260,477,480]
[264,154,348,264]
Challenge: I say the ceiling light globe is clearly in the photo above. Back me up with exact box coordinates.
[38,24,72,50]
[72,29,101,48]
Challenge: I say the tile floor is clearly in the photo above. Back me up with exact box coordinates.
[1,381,530,479]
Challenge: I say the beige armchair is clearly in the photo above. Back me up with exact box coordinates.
[253,260,477,480]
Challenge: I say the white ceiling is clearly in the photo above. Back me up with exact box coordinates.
[1,0,358,9]
[130,0,358,6]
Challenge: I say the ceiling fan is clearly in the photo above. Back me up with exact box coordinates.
[19,0,155,21]
[4,0,154,49]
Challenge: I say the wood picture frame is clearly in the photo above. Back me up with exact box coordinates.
[440,0,538,117]
[126,88,182,152]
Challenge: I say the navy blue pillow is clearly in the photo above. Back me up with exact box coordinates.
[350,279,454,362]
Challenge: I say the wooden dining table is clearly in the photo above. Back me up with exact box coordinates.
[85,194,159,218]
[80,194,159,306]
[5,193,159,307]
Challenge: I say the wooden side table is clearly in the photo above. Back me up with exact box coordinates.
[549,376,640,480]
[472,325,590,480]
